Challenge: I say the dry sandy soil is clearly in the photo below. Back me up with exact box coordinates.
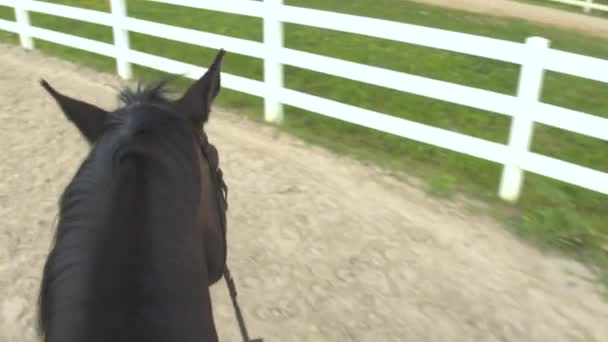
[1,43,608,342]
[413,0,608,38]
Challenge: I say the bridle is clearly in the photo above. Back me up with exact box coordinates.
[198,132,263,342]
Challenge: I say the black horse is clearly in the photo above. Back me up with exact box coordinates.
[36,49,251,342]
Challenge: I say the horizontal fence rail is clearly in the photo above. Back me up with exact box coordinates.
[0,0,607,202]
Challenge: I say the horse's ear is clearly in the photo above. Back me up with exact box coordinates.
[40,79,108,143]
[174,49,225,125]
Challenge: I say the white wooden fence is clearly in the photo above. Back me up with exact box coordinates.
[0,0,607,202]
[544,0,608,14]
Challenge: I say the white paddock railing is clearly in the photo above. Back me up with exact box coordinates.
[0,0,607,202]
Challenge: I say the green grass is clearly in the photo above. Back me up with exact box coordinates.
[0,5,17,43]
[1,0,607,292]
[427,174,457,197]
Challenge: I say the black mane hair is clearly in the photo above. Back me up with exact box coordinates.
[117,77,177,106]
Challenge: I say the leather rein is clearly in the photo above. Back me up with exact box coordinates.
[198,133,262,342]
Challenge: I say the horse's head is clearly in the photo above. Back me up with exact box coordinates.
[40,49,229,285]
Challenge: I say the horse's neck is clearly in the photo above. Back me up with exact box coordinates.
[45,153,218,342]
[105,155,218,342]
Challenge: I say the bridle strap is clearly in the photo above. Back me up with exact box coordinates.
[200,136,261,342]
[224,267,263,342]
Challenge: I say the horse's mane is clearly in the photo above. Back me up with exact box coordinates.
[38,80,213,342]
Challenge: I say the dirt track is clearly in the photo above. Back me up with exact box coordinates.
[1,43,608,342]
[413,0,608,38]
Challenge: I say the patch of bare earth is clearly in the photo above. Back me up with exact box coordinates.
[413,0,608,38]
[1,43,607,342]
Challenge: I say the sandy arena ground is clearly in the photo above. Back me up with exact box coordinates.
[1,43,607,342]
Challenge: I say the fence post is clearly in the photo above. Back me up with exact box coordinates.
[14,1,34,50]
[110,0,132,79]
[499,37,549,203]
[584,0,593,13]
[263,0,284,124]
